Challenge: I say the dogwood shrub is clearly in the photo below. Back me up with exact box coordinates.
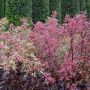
[29,13,90,89]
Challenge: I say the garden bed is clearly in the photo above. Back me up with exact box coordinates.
[0,13,90,90]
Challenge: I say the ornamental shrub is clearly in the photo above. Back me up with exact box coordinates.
[0,19,44,90]
[29,13,90,89]
[32,0,49,23]
[5,0,32,25]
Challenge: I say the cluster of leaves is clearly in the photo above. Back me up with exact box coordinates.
[0,17,64,90]
[0,18,9,32]
[0,13,90,90]
[0,18,41,72]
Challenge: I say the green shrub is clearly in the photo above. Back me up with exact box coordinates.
[5,0,32,25]
[61,0,80,21]
[49,0,62,22]
[0,0,5,18]
[32,0,49,23]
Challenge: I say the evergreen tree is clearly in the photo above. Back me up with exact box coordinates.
[61,0,80,21]
[32,0,49,23]
[86,0,90,18]
[49,0,62,22]
[0,0,5,18]
[5,0,32,25]
[79,0,86,11]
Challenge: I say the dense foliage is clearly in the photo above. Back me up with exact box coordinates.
[32,0,49,23]
[0,13,90,90]
[86,0,90,18]
[5,0,32,25]
[61,0,80,21]
[49,0,61,22]
[1,0,90,24]
[0,0,5,18]
[79,0,86,11]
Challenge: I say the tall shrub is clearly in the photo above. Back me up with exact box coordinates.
[49,0,62,22]
[32,0,49,23]
[61,0,80,21]
[0,0,5,18]
[86,0,90,18]
[5,0,32,25]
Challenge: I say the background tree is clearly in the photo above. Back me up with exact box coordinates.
[0,0,5,18]
[49,0,62,22]
[5,0,32,25]
[79,0,86,11]
[32,0,49,23]
[86,0,90,18]
[61,0,80,21]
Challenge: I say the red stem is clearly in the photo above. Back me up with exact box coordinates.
[70,32,74,61]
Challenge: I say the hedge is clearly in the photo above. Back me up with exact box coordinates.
[5,0,32,25]
[32,0,49,23]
